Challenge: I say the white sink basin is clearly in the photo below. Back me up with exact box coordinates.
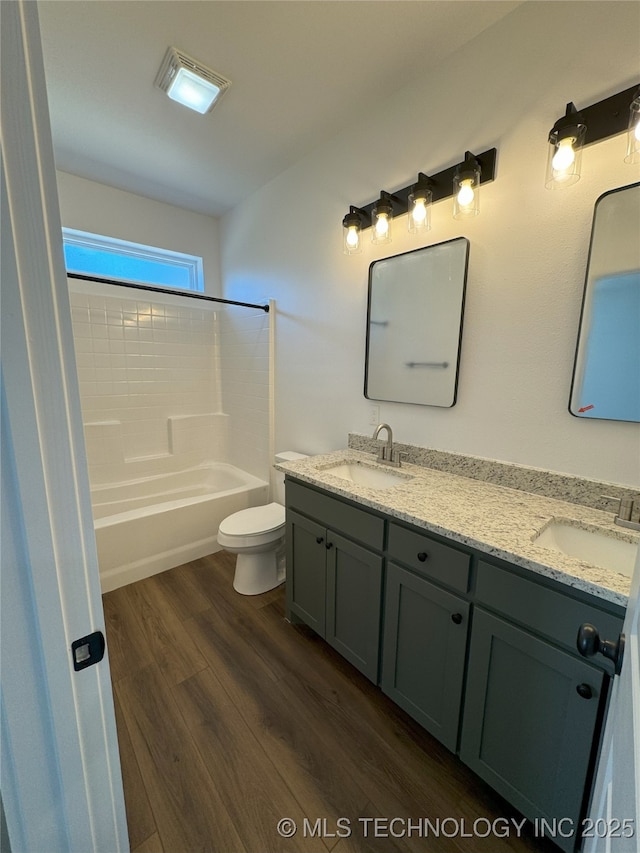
[534,519,638,578]
[322,462,413,489]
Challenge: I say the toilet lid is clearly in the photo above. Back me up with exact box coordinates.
[219,502,285,536]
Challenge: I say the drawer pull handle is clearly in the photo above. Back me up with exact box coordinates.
[451,613,463,625]
[316,536,324,545]
[326,541,333,550]
[576,683,593,700]
[417,552,428,562]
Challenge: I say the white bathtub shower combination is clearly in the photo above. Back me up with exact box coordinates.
[94,463,268,592]
[68,282,275,592]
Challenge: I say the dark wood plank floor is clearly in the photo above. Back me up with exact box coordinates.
[103,552,558,853]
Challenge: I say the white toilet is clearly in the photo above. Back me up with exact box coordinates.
[217,451,307,595]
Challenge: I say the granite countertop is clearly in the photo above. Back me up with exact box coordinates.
[276,449,638,608]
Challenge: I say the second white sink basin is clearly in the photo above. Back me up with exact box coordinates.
[323,462,413,489]
[534,519,638,578]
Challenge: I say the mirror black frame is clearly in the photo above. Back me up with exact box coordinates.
[568,181,640,423]
[364,237,470,408]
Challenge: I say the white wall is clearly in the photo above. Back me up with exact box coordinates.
[220,1,640,487]
[56,170,222,296]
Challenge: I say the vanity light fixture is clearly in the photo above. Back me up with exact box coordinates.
[625,88,640,164]
[453,152,482,218]
[408,173,434,233]
[372,192,395,245]
[342,148,497,252]
[545,84,640,188]
[155,47,231,115]
[342,206,370,255]
[545,103,586,189]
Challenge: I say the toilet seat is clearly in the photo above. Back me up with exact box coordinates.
[217,502,285,551]
[218,502,285,536]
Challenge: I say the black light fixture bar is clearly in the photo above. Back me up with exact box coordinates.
[565,84,640,146]
[352,148,497,225]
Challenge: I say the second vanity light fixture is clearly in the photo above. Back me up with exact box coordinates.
[546,83,640,188]
[342,148,497,254]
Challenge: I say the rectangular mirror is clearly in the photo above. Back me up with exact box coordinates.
[569,182,640,422]
[364,237,469,407]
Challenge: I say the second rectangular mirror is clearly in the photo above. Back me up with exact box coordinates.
[569,182,640,422]
[365,237,469,407]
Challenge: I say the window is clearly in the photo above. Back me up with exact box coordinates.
[62,228,204,292]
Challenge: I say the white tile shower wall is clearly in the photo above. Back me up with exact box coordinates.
[69,282,272,490]
[69,282,229,485]
[219,306,271,482]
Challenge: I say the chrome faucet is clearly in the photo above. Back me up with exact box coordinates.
[372,423,404,467]
[602,494,640,531]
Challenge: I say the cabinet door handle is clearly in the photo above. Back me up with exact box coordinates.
[451,613,463,625]
[576,683,593,700]
[326,541,333,550]
[576,623,625,675]
[316,536,324,545]
[417,552,428,562]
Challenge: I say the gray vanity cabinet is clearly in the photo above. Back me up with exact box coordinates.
[285,476,625,852]
[381,563,469,751]
[459,560,623,853]
[381,522,472,751]
[286,509,327,636]
[325,532,383,682]
[286,481,384,682]
[460,608,604,853]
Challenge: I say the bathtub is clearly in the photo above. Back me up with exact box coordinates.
[93,463,269,592]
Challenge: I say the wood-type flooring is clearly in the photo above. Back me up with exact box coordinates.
[103,551,559,853]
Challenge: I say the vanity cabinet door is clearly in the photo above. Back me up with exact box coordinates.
[460,608,605,853]
[286,510,327,636]
[325,532,383,683]
[381,562,470,751]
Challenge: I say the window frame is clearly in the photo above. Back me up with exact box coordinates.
[62,228,204,293]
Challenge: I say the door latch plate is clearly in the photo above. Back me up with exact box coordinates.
[71,631,105,671]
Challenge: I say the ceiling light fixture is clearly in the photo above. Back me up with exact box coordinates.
[155,47,231,115]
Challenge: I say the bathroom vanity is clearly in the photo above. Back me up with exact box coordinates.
[280,450,634,853]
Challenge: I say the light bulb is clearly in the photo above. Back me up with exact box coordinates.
[412,198,427,225]
[375,214,389,237]
[551,137,576,171]
[345,225,360,249]
[457,180,475,207]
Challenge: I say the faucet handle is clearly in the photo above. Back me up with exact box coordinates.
[601,495,633,521]
[601,494,622,509]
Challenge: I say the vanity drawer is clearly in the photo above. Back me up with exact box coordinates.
[285,479,385,551]
[475,561,624,660]
[388,523,471,593]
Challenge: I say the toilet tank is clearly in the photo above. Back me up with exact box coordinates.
[274,451,307,504]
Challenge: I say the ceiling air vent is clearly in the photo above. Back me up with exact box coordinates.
[155,47,231,115]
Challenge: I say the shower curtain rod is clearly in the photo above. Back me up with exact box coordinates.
[67,272,270,312]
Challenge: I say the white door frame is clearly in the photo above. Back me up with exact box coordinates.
[1,2,128,850]
[585,547,640,853]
